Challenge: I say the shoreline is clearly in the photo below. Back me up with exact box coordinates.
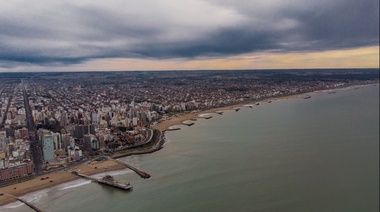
[151,90,324,131]
[152,83,378,131]
[0,159,126,206]
[0,82,377,207]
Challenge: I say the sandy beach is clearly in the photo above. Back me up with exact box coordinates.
[152,83,374,132]
[153,94,301,131]
[0,159,126,206]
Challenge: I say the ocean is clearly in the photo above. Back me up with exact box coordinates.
[2,84,379,212]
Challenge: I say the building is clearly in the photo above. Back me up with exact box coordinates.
[52,132,62,150]
[0,131,7,151]
[0,163,34,181]
[83,134,99,151]
[42,135,55,162]
[74,125,95,139]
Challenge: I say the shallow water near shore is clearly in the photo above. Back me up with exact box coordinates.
[2,84,379,212]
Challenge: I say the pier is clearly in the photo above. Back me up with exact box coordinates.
[116,160,151,179]
[182,120,195,126]
[198,114,213,119]
[72,172,132,191]
[165,126,181,131]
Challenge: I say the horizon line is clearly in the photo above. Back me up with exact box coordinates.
[0,67,379,74]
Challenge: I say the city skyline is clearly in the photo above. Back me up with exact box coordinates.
[0,0,379,72]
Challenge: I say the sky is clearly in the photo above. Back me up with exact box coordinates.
[0,0,379,72]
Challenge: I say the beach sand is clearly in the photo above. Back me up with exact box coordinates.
[153,94,300,131]
[0,160,126,206]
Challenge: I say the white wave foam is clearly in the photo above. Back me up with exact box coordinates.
[164,134,172,144]
[57,179,91,191]
[0,201,24,209]
[0,169,132,210]
[1,186,52,209]
[23,189,50,203]
[198,113,213,117]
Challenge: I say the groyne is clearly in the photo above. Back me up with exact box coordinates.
[115,160,151,179]
[0,192,42,212]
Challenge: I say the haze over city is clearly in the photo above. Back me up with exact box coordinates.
[0,0,379,72]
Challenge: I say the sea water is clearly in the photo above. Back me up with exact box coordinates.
[2,84,379,212]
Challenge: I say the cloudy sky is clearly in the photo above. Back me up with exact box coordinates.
[0,0,378,72]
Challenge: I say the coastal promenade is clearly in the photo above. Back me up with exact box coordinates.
[112,129,165,159]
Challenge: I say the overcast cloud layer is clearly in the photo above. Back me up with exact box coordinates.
[0,0,378,68]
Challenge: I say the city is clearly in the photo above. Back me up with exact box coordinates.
[0,69,378,186]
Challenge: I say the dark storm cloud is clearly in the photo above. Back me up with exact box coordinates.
[281,0,379,50]
[0,0,378,68]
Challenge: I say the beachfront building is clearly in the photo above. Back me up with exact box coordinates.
[0,131,6,151]
[42,135,55,162]
[83,134,100,151]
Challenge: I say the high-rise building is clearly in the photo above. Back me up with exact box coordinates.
[52,132,62,150]
[0,131,7,151]
[42,135,55,162]
[74,125,85,139]
[91,112,99,124]
[83,134,99,150]
[61,111,68,127]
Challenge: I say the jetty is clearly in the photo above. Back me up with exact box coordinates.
[0,192,42,212]
[198,114,213,119]
[166,126,181,131]
[116,160,151,179]
[72,171,132,191]
[182,120,195,126]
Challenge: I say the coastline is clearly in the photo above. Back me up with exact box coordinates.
[0,160,126,206]
[0,82,377,207]
[153,92,312,131]
[152,83,378,131]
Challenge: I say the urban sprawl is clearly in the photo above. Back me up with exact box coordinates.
[0,69,378,183]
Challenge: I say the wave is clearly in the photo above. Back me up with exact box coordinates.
[0,201,24,209]
[0,169,133,209]
[198,113,213,117]
[0,187,52,209]
[23,189,50,203]
[57,179,91,191]
[162,134,172,146]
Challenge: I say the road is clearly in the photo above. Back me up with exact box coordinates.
[22,83,44,174]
